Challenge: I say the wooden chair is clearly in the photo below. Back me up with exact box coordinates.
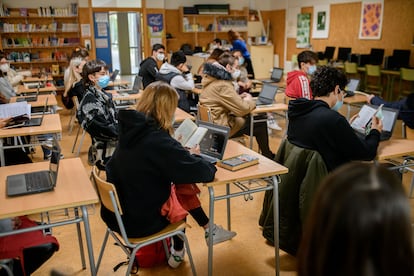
[364,64,383,97]
[398,68,414,99]
[67,96,78,134]
[92,166,197,275]
[317,59,328,66]
[197,103,212,122]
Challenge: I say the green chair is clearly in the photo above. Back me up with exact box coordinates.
[364,64,383,97]
[398,68,414,99]
[317,59,328,66]
[344,62,358,78]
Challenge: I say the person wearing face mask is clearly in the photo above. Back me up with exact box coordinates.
[287,66,382,171]
[77,59,118,167]
[0,51,31,89]
[285,50,318,100]
[200,52,274,159]
[138,43,166,89]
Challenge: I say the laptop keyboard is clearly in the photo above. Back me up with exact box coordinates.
[25,172,50,191]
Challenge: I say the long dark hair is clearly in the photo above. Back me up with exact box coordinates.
[297,162,414,276]
[81,59,107,87]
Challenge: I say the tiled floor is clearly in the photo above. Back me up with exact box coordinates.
[26,94,413,276]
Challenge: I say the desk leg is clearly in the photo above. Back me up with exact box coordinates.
[226,184,231,230]
[0,138,4,167]
[272,175,280,276]
[81,205,97,276]
[249,114,254,149]
[74,208,86,269]
[208,186,215,276]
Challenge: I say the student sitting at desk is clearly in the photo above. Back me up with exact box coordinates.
[0,51,31,90]
[199,52,274,159]
[366,92,414,130]
[0,60,16,101]
[62,57,86,109]
[288,66,382,171]
[102,82,236,269]
[197,48,225,76]
[138,43,166,89]
[285,50,318,99]
[77,59,118,167]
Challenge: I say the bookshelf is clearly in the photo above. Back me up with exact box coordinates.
[178,6,248,49]
[0,5,80,91]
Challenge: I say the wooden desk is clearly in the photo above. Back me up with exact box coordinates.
[175,107,194,123]
[205,140,288,276]
[10,94,58,113]
[377,139,414,161]
[249,103,289,149]
[108,80,130,87]
[22,76,53,82]
[0,158,99,275]
[0,114,62,166]
[17,84,57,95]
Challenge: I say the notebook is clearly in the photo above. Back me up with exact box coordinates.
[350,104,399,141]
[344,79,360,97]
[123,76,142,94]
[197,121,230,164]
[6,139,61,197]
[110,69,120,82]
[262,67,284,83]
[256,83,278,106]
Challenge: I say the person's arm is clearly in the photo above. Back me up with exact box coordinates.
[170,74,194,91]
[214,82,255,116]
[370,95,406,111]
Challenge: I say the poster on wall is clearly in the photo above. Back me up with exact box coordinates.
[296,13,311,48]
[287,7,300,38]
[147,14,164,47]
[312,5,330,39]
[359,1,384,40]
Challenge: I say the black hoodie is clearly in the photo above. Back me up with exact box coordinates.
[287,98,380,171]
[101,109,216,238]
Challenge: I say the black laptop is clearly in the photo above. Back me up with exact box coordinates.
[6,139,61,197]
[262,67,284,83]
[256,83,278,106]
[123,76,142,94]
[17,83,41,102]
[350,104,399,141]
[110,69,120,82]
[344,79,360,97]
[197,121,230,164]
[5,98,48,128]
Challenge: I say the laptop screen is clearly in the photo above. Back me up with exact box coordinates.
[259,83,278,102]
[346,79,360,92]
[351,104,399,135]
[49,139,61,186]
[197,121,230,161]
[132,76,143,91]
[110,69,120,81]
[271,68,284,81]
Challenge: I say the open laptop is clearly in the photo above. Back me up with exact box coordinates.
[344,78,360,97]
[17,83,41,102]
[351,104,399,141]
[24,82,45,90]
[256,83,278,106]
[262,67,284,83]
[110,69,120,82]
[123,76,142,94]
[197,121,230,164]
[6,139,61,197]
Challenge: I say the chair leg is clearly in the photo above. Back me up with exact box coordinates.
[180,232,197,276]
[95,229,110,273]
[71,125,82,153]
[76,130,86,157]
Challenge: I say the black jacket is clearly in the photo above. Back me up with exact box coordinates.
[101,110,217,238]
[371,95,414,129]
[138,57,158,89]
[287,98,380,171]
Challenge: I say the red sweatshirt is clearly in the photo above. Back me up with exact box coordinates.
[285,70,312,99]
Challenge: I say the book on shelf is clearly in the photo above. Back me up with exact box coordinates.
[217,154,259,171]
[174,118,208,148]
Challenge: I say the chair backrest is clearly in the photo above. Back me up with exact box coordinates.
[197,103,212,122]
[401,68,414,81]
[318,59,328,66]
[92,166,123,215]
[344,62,358,74]
[366,64,381,77]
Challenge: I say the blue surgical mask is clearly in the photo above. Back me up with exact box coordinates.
[239,57,245,66]
[332,91,344,111]
[307,65,317,75]
[97,75,110,88]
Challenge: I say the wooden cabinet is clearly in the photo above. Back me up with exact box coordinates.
[0,7,80,90]
[249,45,274,79]
[177,7,249,49]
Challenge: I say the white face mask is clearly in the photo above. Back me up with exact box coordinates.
[231,69,241,79]
[0,63,9,73]
[156,53,165,61]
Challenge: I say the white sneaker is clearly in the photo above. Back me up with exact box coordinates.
[168,247,185,268]
[267,117,282,130]
[205,224,237,245]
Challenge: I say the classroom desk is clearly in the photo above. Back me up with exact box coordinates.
[0,158,99,275]
[108,80,130,88]
[22,76,53,82]
[343,91,368,119]
[175,107,194,123]
[249,103,289,149]
[377,139,414,161]
[205,140,288,276]
[0,114,62,166]
[17,84,57,95]
[10,94,58,114]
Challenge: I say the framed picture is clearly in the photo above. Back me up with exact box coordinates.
[312,5,330,39]
[296,13,311,48]
[359,1,384,40]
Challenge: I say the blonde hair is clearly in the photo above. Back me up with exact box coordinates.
[136,81,178,135]
[64,57,83,96]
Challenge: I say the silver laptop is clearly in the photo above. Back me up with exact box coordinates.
[256,83,278,106]
[123,76,142,94]
[6,139,61,197]
[344,79,360,97]
[17,82,41,102]
[262,67,283,83]
[351,104,399,141]
[197,121,230,164]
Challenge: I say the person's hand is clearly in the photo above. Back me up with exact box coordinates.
[0,93,8,104]
[188,144,200,155]
[366,94,375,104]
[370,116,383,133]
[0,118,11,128]
[240,92,253,101]
[178,63,190,73]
